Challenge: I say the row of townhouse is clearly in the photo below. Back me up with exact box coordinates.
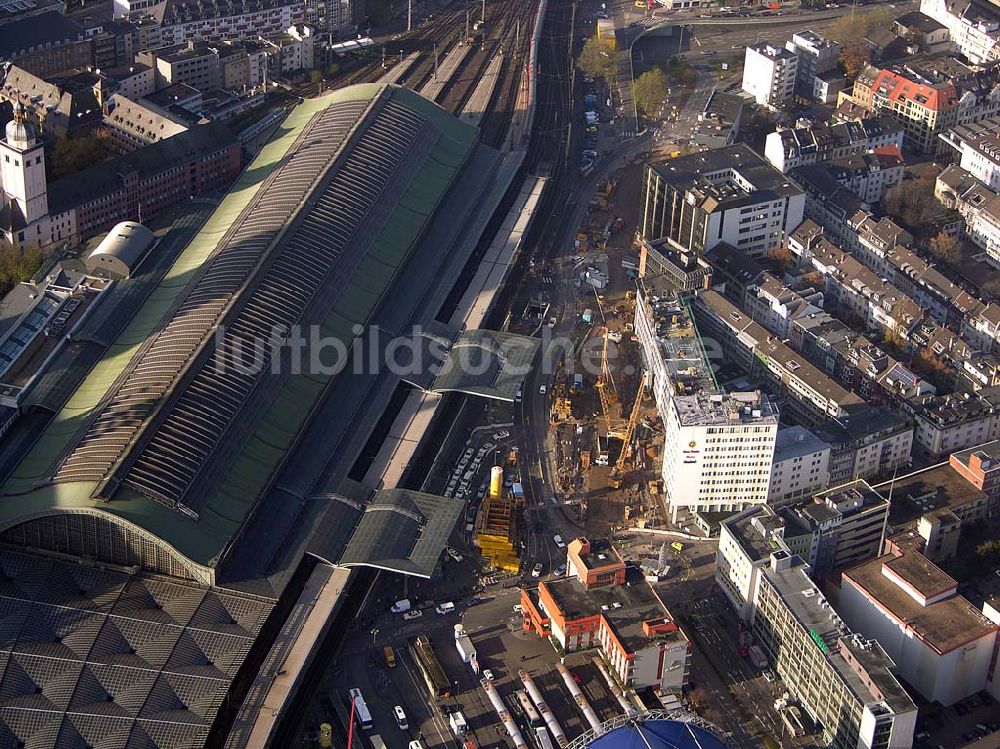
[693,288,866,428]
[789,220,985,380]
[843,57,1000,155]
[791,310,935,406]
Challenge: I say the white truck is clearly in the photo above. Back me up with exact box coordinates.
[449,711,468,736]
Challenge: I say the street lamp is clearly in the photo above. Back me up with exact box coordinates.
[371,627,379,646]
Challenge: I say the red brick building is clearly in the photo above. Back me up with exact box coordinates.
[520,538,691,693]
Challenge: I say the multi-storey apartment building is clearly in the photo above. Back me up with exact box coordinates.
[764,117,903,173]
[814,409,915,486]
[641,145,805,259]
[743,272,824,339]
[742,43,798,109]
[847,58,1000,154]
[791,310,934,406]
[768,426,831,508]
[936,164,1000,266]
[785,30,840,98]
[920,0,1000,65]
[938,116,1000,191]
[791,149,905,205]
[693,290,866,427]
[910,389,1000,457]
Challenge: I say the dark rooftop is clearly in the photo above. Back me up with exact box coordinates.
[48,122,236,213]
[0,10,83,59]
[879,463,987,528]
[895,10,947,34]
[544,566,684,653]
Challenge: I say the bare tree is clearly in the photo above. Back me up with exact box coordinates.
[928,232,961,264]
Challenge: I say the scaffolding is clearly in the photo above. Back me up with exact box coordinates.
[474,486,524,572]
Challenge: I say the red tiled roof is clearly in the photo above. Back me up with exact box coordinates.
[871,69,958,112]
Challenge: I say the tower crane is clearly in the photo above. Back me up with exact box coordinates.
[609,372,647,490]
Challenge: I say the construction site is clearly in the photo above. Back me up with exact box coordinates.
[474,461,526,572]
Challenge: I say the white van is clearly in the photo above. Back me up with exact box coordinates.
[391,599,411,614]
[435,601,456,615]
[394,705,408,730]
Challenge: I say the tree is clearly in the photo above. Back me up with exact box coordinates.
[768,244,792,270]
[840,42,871,80]
[49,136,109,180]
[577,36,616,83]
[633,67,667,118]
[976,539,1000,565]
[912,349,954,392]
[0,246,41,298]
[310,69,323,84]
[827,7,893,44]
[882,178,939,238]
[928,232,961,264]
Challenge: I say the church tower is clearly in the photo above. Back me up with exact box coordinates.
[0,102,48,226]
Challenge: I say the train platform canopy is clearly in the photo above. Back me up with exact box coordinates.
[314,487,464,578]
[0,547,274,749]
[0,83,482,585]
[428,329,539,401]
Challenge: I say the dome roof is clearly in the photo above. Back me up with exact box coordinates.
[586,717,728,749]
[5,104,35,150]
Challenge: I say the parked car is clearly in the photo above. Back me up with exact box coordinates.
[403,609,423,620]
[435,601,456,615]
[447,547,464,562]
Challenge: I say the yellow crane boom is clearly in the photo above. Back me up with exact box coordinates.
[610,373,647,488]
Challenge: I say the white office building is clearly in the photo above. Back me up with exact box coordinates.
[634,282,778,523]
[662,391,778,523]
[742,43,798,109]
[839,543,999,707]
[768,426,830,508]
[641,145,805,260]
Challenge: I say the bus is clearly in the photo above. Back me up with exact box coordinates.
[370,736,388,749]
[347,688,374,731]
[409,635,452,699]
[516,690,543,728]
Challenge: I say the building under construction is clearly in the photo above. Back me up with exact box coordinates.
[475,465,524,572]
